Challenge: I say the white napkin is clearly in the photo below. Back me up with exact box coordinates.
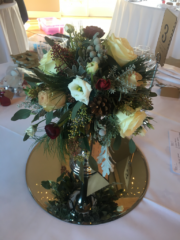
[156,64,180,85]
[158,64,180,79]
[156,72,180,85]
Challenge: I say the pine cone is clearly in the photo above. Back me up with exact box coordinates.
[89,96,112,116]
[11,51,39,69]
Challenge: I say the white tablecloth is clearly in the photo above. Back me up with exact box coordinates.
[0,1,29,64]
[110,0,180,59]
[0,72,180,238]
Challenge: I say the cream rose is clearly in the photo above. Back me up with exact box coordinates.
[106,33,137,67]
[127,71,143,87]
[116,107,147,138]
[38,50,65,75]
[38,91,66,112]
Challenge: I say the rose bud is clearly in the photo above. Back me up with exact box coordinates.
[0,96,11,106]
[45,124,60,139]
[82,26,105,39]
[96,79,111,90]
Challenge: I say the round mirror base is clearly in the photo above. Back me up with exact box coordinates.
[26,139,148,225]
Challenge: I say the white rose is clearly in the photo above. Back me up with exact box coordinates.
[68,76,92,105]
[86,61,99,75]
[116,108,147,138]
[26,125,37,137]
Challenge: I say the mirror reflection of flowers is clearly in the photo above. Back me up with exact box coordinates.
[11,23,156,178]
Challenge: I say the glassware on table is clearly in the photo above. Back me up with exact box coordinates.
[133,45,156,72]
[133,47,143,56]
[145,53,156,71]
[133,45,150,58]
[37,42,51,60]
[138,45,150,58]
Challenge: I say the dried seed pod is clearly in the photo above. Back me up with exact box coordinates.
[87,46,94,52]
[92,57,100,64]
[90,51,97,58]
[95,44,102,52]
[97,53,103,59]
[94,38,101,45]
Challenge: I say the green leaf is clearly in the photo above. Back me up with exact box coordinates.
[23,133,30,141]
[33,68,49,82]
[39,109,46,117]
[41,181,51,189]
[129,139,136,154]
[107,54,122,71]
[81,137,91,151]
[56,172,66,182]
[11,109,31,121]
[26,81,37,88]
[149,92,157,97]
[118,92,122,102]
[79,127,86,134]
[89,156,98,172]
[72,102,83,119]
[59,119,68,127]
[53,110,61,118]
[78,48,83,58]
[45,36,55,47]
[46,112,53,125]
[82,39,93,48]
[79,162,84,183]
[113,134,121,151]
[75,47,80,60]
[32,113,40,123]
[59,110,70,124]
[24,76,41,83]
[147,117,153,120]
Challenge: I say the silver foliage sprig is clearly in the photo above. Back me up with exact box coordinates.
[108,65,137,94]
[17,96,42,113]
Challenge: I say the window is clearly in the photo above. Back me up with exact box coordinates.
[60,0,116,17]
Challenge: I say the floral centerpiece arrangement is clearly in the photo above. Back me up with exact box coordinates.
[11,24,156,180]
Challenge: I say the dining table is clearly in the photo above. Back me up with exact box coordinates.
[0,0,29,64]
[0,63,180,239]
[110,0,180,59]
